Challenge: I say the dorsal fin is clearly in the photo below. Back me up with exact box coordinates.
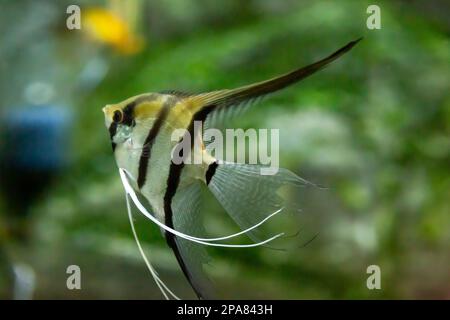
[189,38,362,109]
[184,38,362,133]
[159,90,193,98]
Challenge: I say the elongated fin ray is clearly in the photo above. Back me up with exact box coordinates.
[119,168,285,246]
[125,194,180,300]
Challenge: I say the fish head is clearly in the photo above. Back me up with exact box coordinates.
[103,93,166,151]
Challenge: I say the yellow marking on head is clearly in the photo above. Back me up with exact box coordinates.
[102,93,199,133]
[134,99,165,121]
[102,104,121,119]
[102,93,158,121]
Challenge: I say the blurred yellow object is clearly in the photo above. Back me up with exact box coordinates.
[83,7,144,55]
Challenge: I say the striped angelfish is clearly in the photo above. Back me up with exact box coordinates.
[103,38,361,299]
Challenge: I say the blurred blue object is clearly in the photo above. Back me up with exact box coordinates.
[0,105,73,241]
[2,105,71,170]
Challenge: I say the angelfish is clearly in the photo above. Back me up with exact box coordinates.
[102,39,361,299]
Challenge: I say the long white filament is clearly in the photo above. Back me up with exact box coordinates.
[125,193,180,300]
[198,207,284,242]
[119,168,284,247]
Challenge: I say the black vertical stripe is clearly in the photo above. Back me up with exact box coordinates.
[121,101,136,126]
[205,161,218,185]
[163,104,216,299]
[137,97,175,189]
[108,122,118,151]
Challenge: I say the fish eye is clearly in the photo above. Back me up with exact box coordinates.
[113,110,123,123]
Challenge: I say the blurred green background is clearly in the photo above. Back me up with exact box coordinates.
[0,0,449,299]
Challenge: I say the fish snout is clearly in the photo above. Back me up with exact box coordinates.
[102,105,111,114]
